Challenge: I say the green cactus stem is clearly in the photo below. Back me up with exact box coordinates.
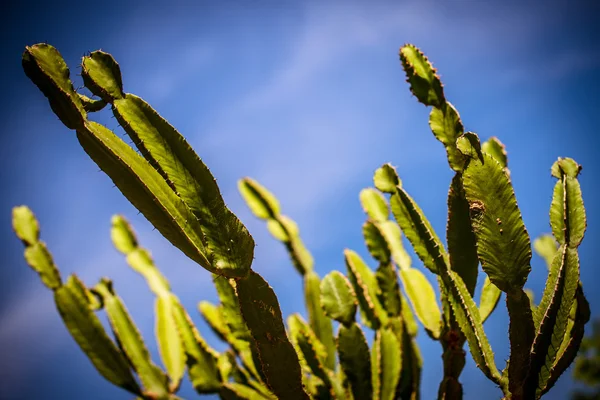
[94,278,170,398]
[23,43,252,278]
[111,215,187,392]
[344,249,388,329]
[337,322,373,400]
[236,271,309,400]
[81,50,255,278]
[56,275,142,395]
[320,271,358,326]
[371,328,402,400]
[12,206,62,290]
[523,158,586,399]
[171,301,221,394]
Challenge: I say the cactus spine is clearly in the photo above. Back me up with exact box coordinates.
[14,42,591,400]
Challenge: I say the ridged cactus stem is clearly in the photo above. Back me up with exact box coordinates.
[81,50,255,278]
[93,278,170,398]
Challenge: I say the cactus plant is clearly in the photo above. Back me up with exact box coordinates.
[12,42,591,400]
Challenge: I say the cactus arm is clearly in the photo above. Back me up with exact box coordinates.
[443,270,501,385]
[397,330,422,400]
[287,314,340,398]
[373,163,401,194]
[390,186,448,275]
[372,328,402,400]
[320,271,358,326]
[375,262,402,317]
[13,206,62,290]
[540,286,590,396]
[446,174,479,296]
[524,246,580,398]
[337,323,373,400]
[111,215,186,392]
[524,158,586,398]
[235,271,309,400]
[77,94,107,112]
[155,296,186,392]
[478,276,502,324]
[94,279,170,398]
[81,51,254,277]
[457,133,537,390]
[304,271,337,369]
[400,44,467,172]
[80,50,124,101]
[399,44,445,108]
[213,276,253,342]
[360,188,390,222]
[481,137,508,171]
[211,277,264,383]
[400,269,441,339]
[363,220,392,265]
[112,94,255,276]
[110,215,170,297]
[12,206,40,245]
[171,300,221,394]
[238,177,313,275]
[198,301,230,341]
[55,275,141,395]
[457,132,532,293]
[238,176,281,219]
[23,44,255,277]
[505,288,536,397]
[374,264,420,400]
[22,44,86,130]
[531,234,588,395]
[428,103,465,171]
[77,121,215,270]
[457,133,537,396]
[363,220,412,270]
[198,301,259,383]
[549,158,586,247]
[344,249,387,329]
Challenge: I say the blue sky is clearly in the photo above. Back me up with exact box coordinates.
[1,1,599,399]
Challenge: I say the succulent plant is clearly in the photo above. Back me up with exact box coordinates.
[13,42,590,400]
